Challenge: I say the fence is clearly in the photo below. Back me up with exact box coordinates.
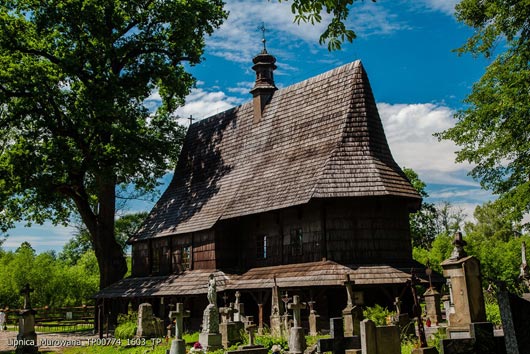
[2,305,94,333]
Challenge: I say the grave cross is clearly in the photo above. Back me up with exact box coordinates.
[169,303,190,339]
[450,231,467,260]
[222,292,229,307]
[393,297,402,316]
[344,274,355,307]
[287,295,306,328]
[188,115,195,126]
[235,291,241,305]
[245,317,258,346]
[20,283,34,310]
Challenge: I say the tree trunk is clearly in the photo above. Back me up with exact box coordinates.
[93,174,127,289]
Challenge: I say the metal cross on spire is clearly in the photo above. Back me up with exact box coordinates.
[258,22,267,51]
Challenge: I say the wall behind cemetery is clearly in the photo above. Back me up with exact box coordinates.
[131,196,414,276]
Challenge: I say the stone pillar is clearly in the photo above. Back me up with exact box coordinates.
[441,254,486,337]
[424,288,442,325]
[287,295,306,354]
[169,303,190,354]
[360,319,376,354]
[137,303,164,338]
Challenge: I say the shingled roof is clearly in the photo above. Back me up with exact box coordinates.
[131,60,420,242]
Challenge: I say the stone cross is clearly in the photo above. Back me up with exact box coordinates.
[222,292,229,307]
[288,295,306,328]
[169,303,190,339]
[235,291,241,305]
[450,231,467,260]
[245,317,257,346]
[344,274,355,308]
[393,297,402,316]
[316,318,360,354]
[20,284,34,310]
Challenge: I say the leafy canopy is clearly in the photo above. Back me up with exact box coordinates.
[282,0,376,50]
[0,0,226,230]
[437,0,530,227]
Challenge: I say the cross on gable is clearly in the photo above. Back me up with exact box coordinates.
[169,303,190,339]
[288,295,306,328]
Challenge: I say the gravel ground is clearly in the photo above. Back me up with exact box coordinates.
[0,330,101,352]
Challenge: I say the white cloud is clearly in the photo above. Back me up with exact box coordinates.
[207,0,410,64]
[416,0,459,15]
[173,88,244,124]
[378,102,474,185]
[4,223,75,252]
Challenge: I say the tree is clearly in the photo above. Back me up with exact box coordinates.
[403,168,438,249]
[0,0,226,288]
[282,0,376,50]
[60,212,148,265]
[437,1,530,228]
[464,200,522,242]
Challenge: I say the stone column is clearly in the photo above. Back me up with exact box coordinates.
[308,301,319,336]
[343,274,363,337]
[287,295,306,354]
[441,234,486,338]
[423,288,442,325]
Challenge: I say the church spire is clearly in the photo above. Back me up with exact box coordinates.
[250,24,277,123]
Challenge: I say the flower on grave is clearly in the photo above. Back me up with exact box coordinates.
[189,342,204,354]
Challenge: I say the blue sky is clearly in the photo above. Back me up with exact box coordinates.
[5,0,497,253]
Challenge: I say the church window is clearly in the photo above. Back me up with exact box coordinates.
[257,235,268,259]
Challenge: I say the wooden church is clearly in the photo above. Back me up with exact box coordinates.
[97,47,428,329]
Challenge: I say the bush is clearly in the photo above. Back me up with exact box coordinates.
[114,312,138,339]
[363,304,394,326]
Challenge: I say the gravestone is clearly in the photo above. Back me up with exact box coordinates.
[136,303,164,338]
[424,288,442,325]
[441,233,486,338]
[343,274,363,337]
[308,301,319,336]
[360,319,400,354]
[441,322,506,354]
[497,287,530,354]
[287,295,306,354]
[391,297,415,337]
[233,291,246,323]
[225,317,268,354]
[169,303,190,354]
[16,284,38,354]
[219,306,241,348]
[199,274,222,351]
[316,318,360,354]
[270,281,284,337]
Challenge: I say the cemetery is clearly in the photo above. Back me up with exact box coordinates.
[0,5,530,354]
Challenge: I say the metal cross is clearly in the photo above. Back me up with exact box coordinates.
[188,115,195,126]
[258,22,267,51]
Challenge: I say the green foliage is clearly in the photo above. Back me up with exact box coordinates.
[438,0,530,227]
[403,168,438,249]
[182,332,200,344]
[255,334,288,350]
[0,0,227,288]
[280,0,375,50]
[464,201,521,242]
[363,304,393,326]
[0,242,98,308]
[114,321,138,340]
[485,300,502,327]
[413,233,453,274]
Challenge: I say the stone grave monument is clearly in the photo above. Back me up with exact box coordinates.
[497,282,530,354]
[219,305,240,348]
[360,319,401,354]
[316,317,360,354]
[199,274,222,351]
[136,303,164,338]
[307,301,319,336]
[287,295,306,354]
[343,274,363,337]
[270,278,284,337]
[169,303,190,354]
[424,287,442,326]
[16,283,38,354]
[225,316,268,354]
[233,291,246,323]
[441,232,486,339]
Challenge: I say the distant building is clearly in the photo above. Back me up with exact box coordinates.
[97,48,428,329]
